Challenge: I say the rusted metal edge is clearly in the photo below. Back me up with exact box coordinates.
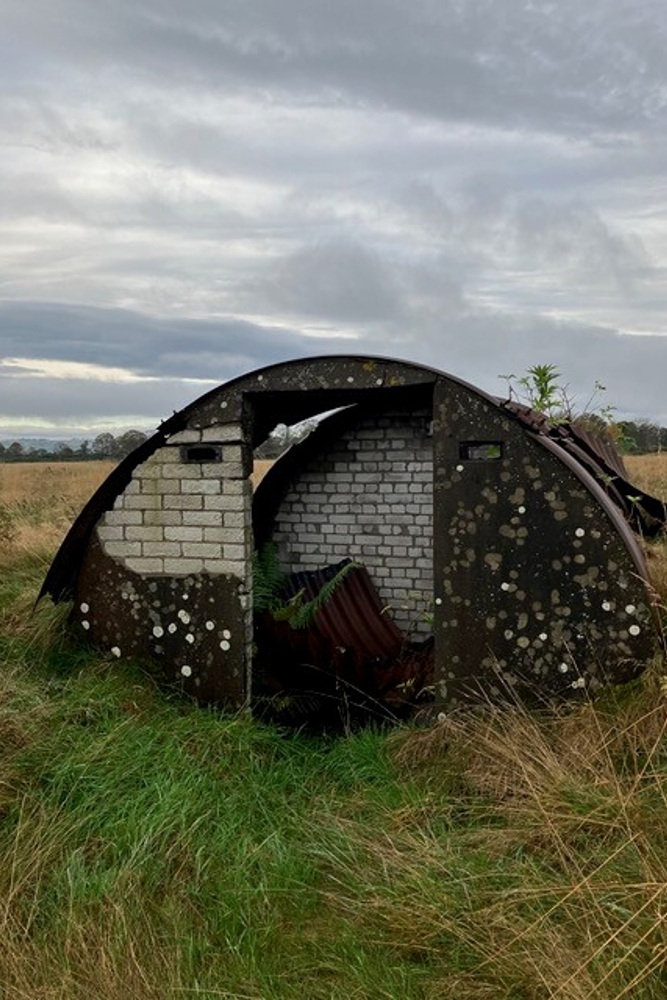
[500,400,667,538]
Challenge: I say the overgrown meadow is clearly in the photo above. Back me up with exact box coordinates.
[1,458,667,999]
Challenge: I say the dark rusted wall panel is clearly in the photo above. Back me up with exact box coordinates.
[75,535,248,709]
[433,379,660,707]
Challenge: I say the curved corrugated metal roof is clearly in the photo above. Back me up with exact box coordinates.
[40,353,665,606]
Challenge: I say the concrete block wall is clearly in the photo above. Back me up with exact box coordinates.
[272,410,434,635]
[96,423,252,580]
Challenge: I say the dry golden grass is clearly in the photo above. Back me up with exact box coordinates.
[0,462,115,567]
[624,452,667,500]
[0,459,273,572]
[622,454,667,605]
[0,460,114,506]
[377,677,667,999]
[1,459,271,503]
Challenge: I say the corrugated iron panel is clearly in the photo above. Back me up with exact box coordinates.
[283,560,405,662]
[253,560,431,724]
[548,422,628,481]
[500,400,667,537]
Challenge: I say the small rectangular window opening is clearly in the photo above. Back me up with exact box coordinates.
[459,441,504,461]
[181,444,223,464]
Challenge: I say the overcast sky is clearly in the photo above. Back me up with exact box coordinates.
[2,0,667,438]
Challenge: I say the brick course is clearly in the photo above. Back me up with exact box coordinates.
[96,424,251,580]
[272,411,433,634]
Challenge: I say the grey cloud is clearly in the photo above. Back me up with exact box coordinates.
[0,301,346,378]
[1,299,666,433]
[1,0,667,435]
[0,370,198,429]
[402,311,667,425]
[6,0,667,136]
[254,241,405,324]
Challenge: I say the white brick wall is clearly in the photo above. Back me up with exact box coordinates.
[272,411,434,634]
[96,423,251,579]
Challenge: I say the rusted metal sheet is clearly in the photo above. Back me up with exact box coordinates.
[501,401,667,538]
[283,561,405,661]
[253,561,415,723]
[560,423,629,481]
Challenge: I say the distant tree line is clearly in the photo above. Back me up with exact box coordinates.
[1,417,665,463]
[616,420,667,454]
[0,430,148,463]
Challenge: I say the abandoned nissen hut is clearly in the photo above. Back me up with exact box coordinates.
[41,355,665,717]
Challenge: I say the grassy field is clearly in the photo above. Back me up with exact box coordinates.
[0,458,666,998]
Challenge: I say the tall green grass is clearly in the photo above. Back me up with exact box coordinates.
[1,463,667,998]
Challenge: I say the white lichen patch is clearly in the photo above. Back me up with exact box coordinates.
[629,625,641,636]
[111,646,121,658]
[168,623,177,634]
[81,620,90,630]
[575,528,585,538]
[79,602,89,614]
[178,610,191,624]
[558,662,569,673]
[222,628,231,639]
[220,640,231,651]
[602,601,612,612]
[180,665,192,677]
[152,625,164,638]
[205,620,215,631]
[539,632,548,641]
[625,604,636,615]
[185,633,195,644]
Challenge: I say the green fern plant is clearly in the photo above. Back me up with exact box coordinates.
[252,542,288,614]
[253,542,358,630]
